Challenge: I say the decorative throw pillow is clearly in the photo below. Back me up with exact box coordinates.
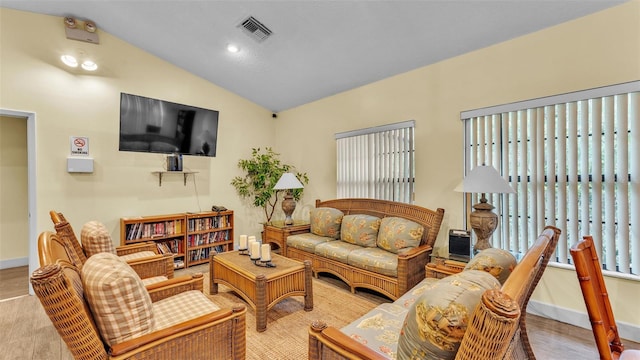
[376,217,424,254]
[82,252,154,346]
[81,221,117,257]
[340,214,381,247]
[310,207,344,239]
[464,247,517,285]
[397,270,500,360]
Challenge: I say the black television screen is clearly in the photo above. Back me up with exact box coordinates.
[119,93,219,157]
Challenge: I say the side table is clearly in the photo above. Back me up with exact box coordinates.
[262,221,310,256]
[425,256,468,279]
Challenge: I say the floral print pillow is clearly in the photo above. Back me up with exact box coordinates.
[340,214,381,247]
[310,207,344,239]
[464,247,517,285]
[376,217,424,254]
[397,270,500,360]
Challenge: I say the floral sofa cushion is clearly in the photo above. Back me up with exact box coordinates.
[377,217,424,254]
[287,232,335,253]
[310,207,344,239]
[314,240,362,264]
[347,247,399,277]
[464,247,517,285]
[340,214,381,247]
[397,270,501,360]
[340,277,440,359]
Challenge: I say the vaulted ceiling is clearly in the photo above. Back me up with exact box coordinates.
[2,1,626,112]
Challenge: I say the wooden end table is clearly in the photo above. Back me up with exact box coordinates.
[262,221,310,256]
[425,256,468,279]
[210,250,313,332]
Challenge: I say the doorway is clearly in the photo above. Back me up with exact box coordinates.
[0,109,37,296]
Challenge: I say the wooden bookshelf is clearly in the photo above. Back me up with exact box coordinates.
[121,211,235,269]
[185,210,234,267]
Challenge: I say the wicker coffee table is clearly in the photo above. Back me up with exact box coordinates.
[210,250,313,332]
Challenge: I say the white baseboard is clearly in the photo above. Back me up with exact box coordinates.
[0,257,28,270]
[528,300,640,343]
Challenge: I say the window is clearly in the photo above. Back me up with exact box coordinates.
[336,120,415,203]
[461,82,639,275]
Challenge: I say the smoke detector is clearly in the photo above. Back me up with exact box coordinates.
[238,16,272,42]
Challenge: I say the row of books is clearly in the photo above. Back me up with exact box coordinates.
[187,230,229,247]
[187,215,230,232]
[126,220,183,240]
[188,246,225,262]
[155,239,184,255]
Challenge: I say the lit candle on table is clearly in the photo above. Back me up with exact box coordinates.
[239,235,248,250]
[261,244,271,262]
[250,241,261,260]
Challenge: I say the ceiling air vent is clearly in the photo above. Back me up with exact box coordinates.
[238,16,272,42]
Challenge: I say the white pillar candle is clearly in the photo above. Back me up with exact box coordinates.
[250,241,261,260]
[248,239,256,256]
[261,244,271,262]
[239,235,248,250]
[248,235,256,242]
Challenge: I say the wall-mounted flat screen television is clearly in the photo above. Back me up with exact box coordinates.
[119,92,219,157]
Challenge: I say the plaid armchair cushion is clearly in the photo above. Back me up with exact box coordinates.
[82,252,154,346]
[376,217,424,254]
[340,214,381,247]
[81,220,117,257]
[153,290,220,330]
[310,207,344,239]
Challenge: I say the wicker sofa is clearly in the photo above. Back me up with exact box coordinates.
[285,198,445,300]
[308,225,561,360]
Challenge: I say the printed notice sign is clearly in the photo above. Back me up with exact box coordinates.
[70,136,89,155]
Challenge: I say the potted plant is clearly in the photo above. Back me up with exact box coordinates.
[231,147,309,224]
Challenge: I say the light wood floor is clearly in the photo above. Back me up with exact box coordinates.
[1,265,638,360]
[0,265,29,300]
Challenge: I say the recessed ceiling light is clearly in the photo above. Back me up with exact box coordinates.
[227,44,240,53]
[81,60,98,71]
[61,55,78,67]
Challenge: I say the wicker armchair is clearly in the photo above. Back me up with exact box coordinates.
[308,225,561,360]
[31,257,246,359]
[49,210,174,280]
[38,230,203,301]
[570,236,640,360]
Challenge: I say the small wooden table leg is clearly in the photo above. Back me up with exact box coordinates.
[304,260,313,311]
[255,274,267,332]
[209,252,218,295]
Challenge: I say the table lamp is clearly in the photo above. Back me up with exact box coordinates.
[273,172,304,225]
[455,165,515,253]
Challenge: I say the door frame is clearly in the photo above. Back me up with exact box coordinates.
[1,109,37,295]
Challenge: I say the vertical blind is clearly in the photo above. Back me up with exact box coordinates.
[336,120,415,203]
[461,82,639,275]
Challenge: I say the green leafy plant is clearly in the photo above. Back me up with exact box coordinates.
[231,147,309,223]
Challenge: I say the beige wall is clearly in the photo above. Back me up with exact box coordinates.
[275,1,640,337]
[0,115,28,265]
[0,8,275,245]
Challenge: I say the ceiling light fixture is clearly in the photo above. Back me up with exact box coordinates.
[227,44,240,53]
[60,55,78,68]
[81,60,98,71]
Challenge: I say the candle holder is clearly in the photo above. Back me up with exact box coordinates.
[253,258,276,267]
[238,248,249,256]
